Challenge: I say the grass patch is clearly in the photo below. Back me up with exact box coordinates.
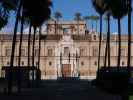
[129,95,133,100]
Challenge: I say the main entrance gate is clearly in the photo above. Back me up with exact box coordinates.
[62,64,71,77]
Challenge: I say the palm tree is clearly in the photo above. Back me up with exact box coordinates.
[95,16,99,32]
[17,8,25,93]
[8,0,22,94]
[106,14,111,68]
[127,0,132,70]
[36,26,44,86]
[0,0,17,94]
[92,0,107,72]
[29,2,51,83]
[27,20,32,87]
[83,16,91,29]
[93,15,100,32]
[109,0,129,71]
[74,12,82,35]
[6,0,52,93]
[54,11,62,34]
[0,0,16,29]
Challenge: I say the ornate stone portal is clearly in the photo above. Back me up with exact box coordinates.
[56,29,79,78]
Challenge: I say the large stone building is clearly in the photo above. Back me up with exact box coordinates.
[0,20,133,80]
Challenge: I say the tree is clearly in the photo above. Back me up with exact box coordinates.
[92,0,107,71]
[127,0,132,70]
[5,0,52,94]
[54,11,62,34]
[25,0,52,84]
[83,16,91,29]
[0,0,16,30]
[91,15,99,32]
[109,0,129,71]
[74,12,82,35]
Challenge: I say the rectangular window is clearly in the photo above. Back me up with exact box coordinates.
[93,47,98,56]
[80,47,86,57]
[5,47,11,57]
[48,48,53,56]
[21,49,25,56]
[64,47,69,56]
[34,49,39,57]
[80,48,84,56]
[121,48,125,56]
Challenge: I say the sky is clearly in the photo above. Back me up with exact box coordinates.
[1,0,133,34]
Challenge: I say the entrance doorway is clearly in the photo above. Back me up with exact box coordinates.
[62,64,71,77]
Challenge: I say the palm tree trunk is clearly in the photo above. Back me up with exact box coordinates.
[37,26,41,83]
[46,22,49,34]
[104,39,108,67]
[17,8,24,93]
[57,19,59,35]
[28,22,32,67]
[8,0,22,94]
[32,27,36,82]
[77,20,79,35]
[91,19,93,30]
[98,14,102,72]
[117,18,121,71]
[96,20,98,32]
[127,0,131,70]
[27,21,32,87]
[107,14,110,68]
[60,52,63,77]
[104,15,110,68]
[55,20,57,35]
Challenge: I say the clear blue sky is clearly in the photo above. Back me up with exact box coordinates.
[1,0,133,34]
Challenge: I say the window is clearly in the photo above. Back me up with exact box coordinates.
[64,47,69,56]
[94,61,97,66]
[88,35,91,40]
[5,47,11,56]
[22,61,24,66]
[93,35,96,40]
[121,48,125,56]
[48,48,53,56]
[80,48,85,56]
[122,61,125,66]
[93,47,98,56]
[63,28,69,34]
[34,49,39,57]
[7,61,10,65]
[21,49,25,56]
[36,62,39,66]
[49,61,52,66]
[81,61,84,66]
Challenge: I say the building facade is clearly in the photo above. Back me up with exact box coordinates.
[0,20,133,79]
